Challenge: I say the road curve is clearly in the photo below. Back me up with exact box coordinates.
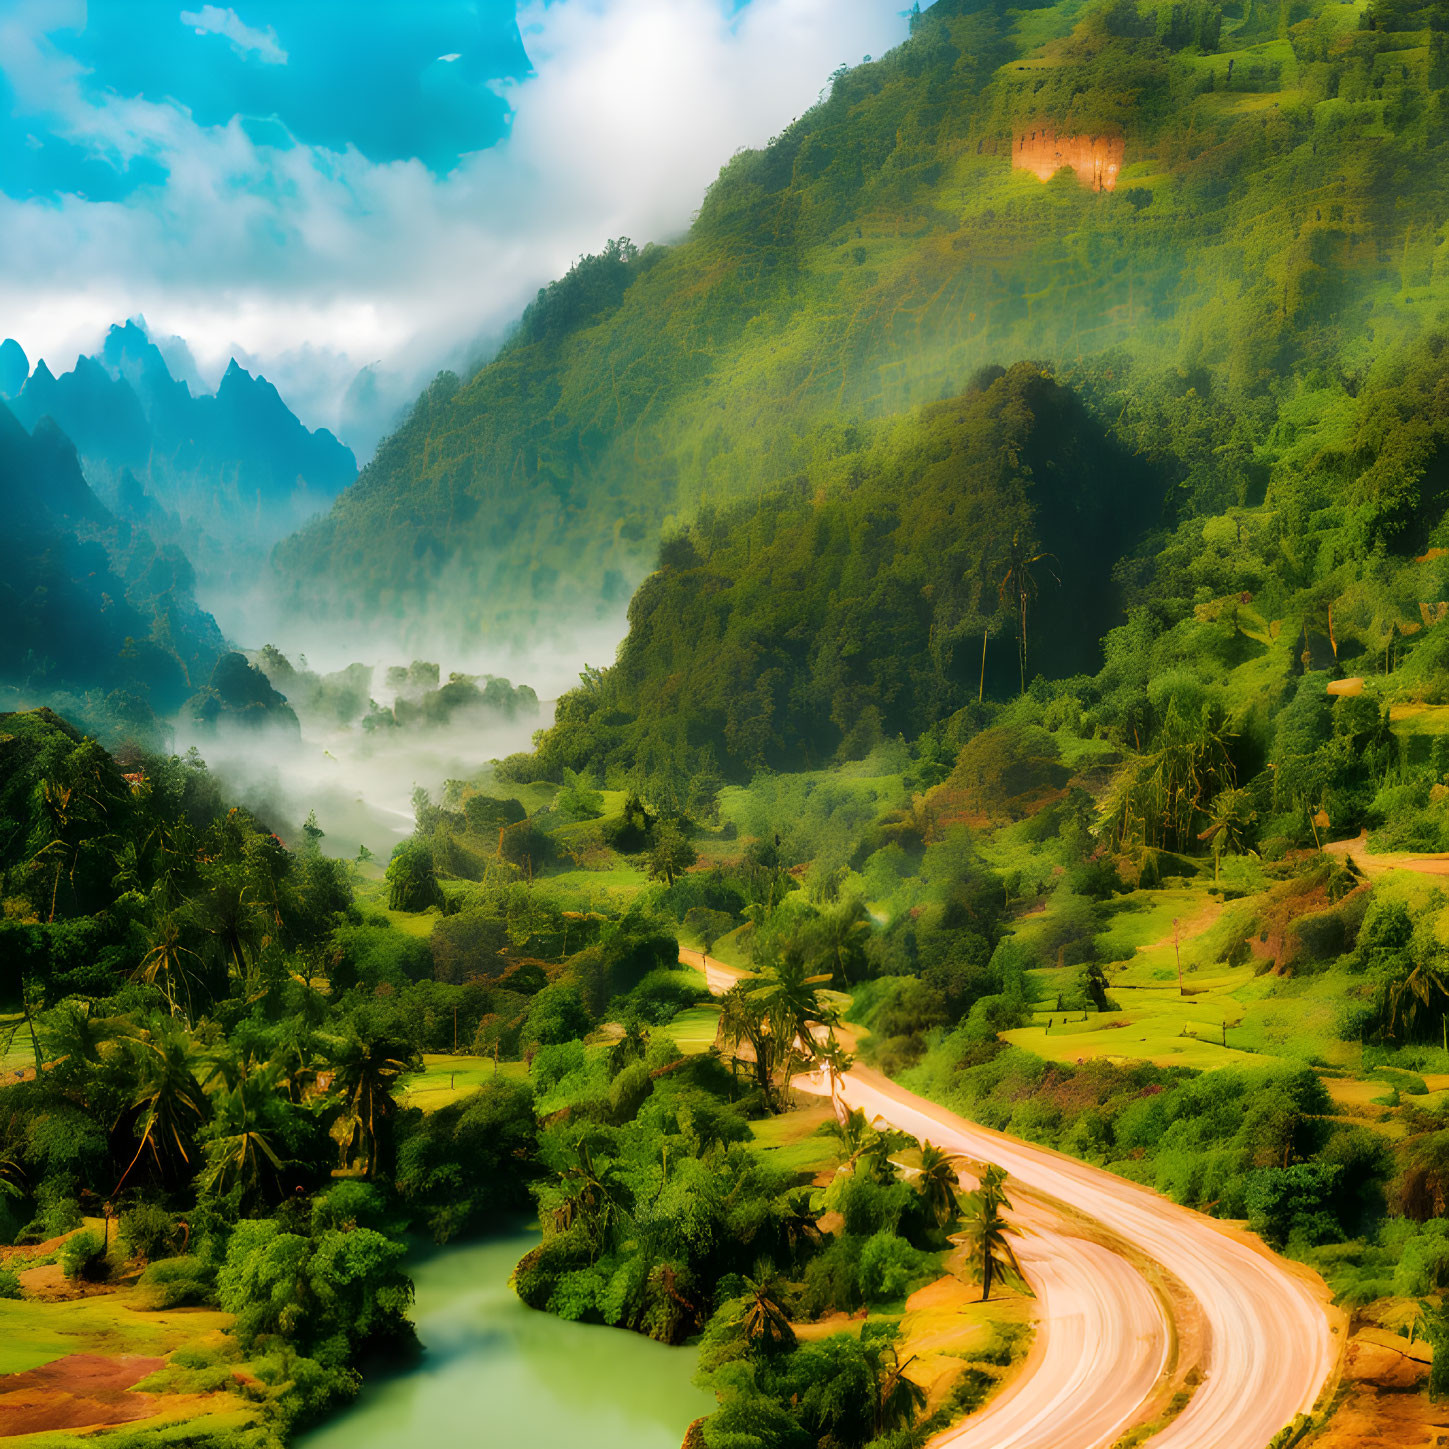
[935,1224,1167,1449]
[687,949,1341,1448]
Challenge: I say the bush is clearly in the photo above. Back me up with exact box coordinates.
[857,1231,932,1302]
[59,1227,108,1281]
[800,1237,862,1317]
[119,1202,177,1261]
[617,968,707,1025]
[0,1266,21,1299]
[134,1254,214,1309]
[1243,1163,1344,1248]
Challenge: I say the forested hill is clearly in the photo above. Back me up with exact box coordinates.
[522,363,1161,782]
[0,400,228,739]
[275,0,1449,644]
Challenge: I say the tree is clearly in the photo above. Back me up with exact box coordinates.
[647,821,698,887]
[828,1106,873,1162]
[1104,699,1237,856]
[962,1162,1025,1302]
[197,1070,293,1206]
[386,838,445,912]
[814,899,870,988]
[114,1025,208,1194]
[1377,955,1449,1043]
[739,1266,796,1352]
[749,952,834,1064]
[555,768,604,821]
[915,1142,961,1229]
[817,1033,853,1111]
[683,907,734,957]
[998,531,1058,695]
[324,1030,419,1178]
[876,1340,928,1436]
[1200,787,1256,881]
[132,913,203,1022]
[550,1139,632,1257]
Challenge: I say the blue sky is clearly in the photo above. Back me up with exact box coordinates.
[0,0,917,443]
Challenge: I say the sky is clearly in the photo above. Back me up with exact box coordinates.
[0,0,920,451]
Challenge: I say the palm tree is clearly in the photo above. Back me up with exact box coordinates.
[860,1123,915,1186]
[817,1033,853,1111]
[750,952,834,1063]
[814,899,870,987]
[197,1070,289,1205]
[916,1142,962,1229]
[1380,957,1449,1043]
[998,532,1058,695]
[323,1029,419,1177]
[774,1188,824,1263]
[1199,787,1256,881]
[739,1267,796,1353]
[827,1105,872,1162]
[132,913,203,1022]
[40,1002,123,1077]
[876,1343,929,1435]
[962,1162,1025,1302]
[718,983,775,1102]
[552,1140,632,1257]
[114,1026,208,1194]
[271,1018,318,1105]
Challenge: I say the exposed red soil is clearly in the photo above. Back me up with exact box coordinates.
[1012,128,1124,190]
[0,1353,164,1437]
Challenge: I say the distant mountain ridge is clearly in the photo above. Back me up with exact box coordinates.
[0,394,227,737]
[1,321,356,544]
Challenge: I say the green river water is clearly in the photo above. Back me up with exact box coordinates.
[298,1229,712,1449]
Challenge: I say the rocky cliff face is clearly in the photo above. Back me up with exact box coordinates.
[1012,128,1124,191]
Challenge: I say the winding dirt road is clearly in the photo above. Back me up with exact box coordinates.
[687,949,1342,1448]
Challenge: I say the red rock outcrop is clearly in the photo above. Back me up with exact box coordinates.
[1012,128,1124,191]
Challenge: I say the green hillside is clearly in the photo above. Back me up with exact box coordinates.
[275,0,1449,641]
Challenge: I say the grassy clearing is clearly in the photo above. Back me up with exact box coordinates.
[1,1012,35,1076]
[661,1006,720,1056]
[0,1275,255,1445]
[749,1104,840,1176]
[0,1289,233,1375]
[399,1053,528,1112]
[541,863,649,895]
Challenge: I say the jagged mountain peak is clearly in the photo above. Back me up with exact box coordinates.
[0,338,28,400]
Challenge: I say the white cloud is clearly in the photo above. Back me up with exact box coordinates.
[0,0,913,446]
[179,6,288,65]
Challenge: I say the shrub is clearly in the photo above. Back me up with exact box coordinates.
[857,1231,932,1303]
[0,1266,21,1299]
[119,1202,177,1261]
[134,1255,214,1309]
[800,1237,862,1317]
[59,1227,108,1281]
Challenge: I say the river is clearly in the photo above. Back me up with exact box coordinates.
[297,1228,713,1449]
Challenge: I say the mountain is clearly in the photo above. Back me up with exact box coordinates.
[271,0,1449,648]
[2,320,357,546]
[0,397,228,739]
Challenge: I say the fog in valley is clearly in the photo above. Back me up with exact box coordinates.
[171,616,632,860]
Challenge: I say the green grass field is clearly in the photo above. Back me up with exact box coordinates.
[749,1105,840,1176]
[661,1005,720,1055]
[399,1053,528,1112]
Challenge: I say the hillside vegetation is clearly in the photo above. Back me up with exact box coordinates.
[276,0,1449,644]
